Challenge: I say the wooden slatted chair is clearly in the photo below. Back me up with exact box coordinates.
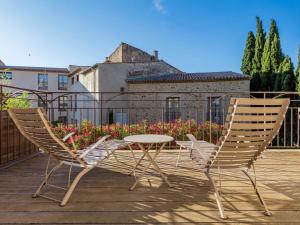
[184,98,290,219]
[7,108,126,206]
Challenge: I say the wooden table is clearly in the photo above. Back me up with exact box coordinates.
[124,134,174,190]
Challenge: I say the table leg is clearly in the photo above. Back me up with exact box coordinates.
[129,143,153,176]
[142,142,166,173]
[130,143,173,190]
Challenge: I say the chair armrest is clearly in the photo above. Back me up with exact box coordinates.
[79,135,111,159]
[62,132,75,142]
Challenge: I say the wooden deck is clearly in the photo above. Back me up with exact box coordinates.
[1,150,300,224]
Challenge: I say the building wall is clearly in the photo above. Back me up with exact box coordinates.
[106,43,156,63]
[2,70,67,91]
[127,80,250,124]
[1,69,69,123]
[67,61,183,125]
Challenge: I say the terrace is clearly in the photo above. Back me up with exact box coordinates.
[1,84,300,224]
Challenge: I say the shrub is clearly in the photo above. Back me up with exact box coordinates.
[53,119,223,150]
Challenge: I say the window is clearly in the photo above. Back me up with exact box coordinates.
[116,112,128,125]
[166,97,180,122]
[38,74,48,90]
[58,74,68,90]
[71,77,75,85]
[108,110,114,124]
[58,96,68,111]
[0,71,12,80]
[76,75,79,82]
[208,97,222,124]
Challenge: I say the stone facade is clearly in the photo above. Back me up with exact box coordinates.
[127,80,249,124]
[106,43,159,63]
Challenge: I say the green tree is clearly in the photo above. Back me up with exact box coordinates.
[279,56,296,91]
[252,16,265,76]
[270,33,283,73]
[3,92,31,110]
[296,45,300,92]
[241,31,255,75]
[261,19,284,91]
[261,36,272,90]
[250,73,261,91]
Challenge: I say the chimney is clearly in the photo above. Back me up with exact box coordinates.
[153,50,158,60]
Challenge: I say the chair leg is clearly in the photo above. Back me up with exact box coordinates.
[242,169,272,216]
[60,166,93,206]
[33,161,63,198]
[204,171,228,220]
[176,146,182,167]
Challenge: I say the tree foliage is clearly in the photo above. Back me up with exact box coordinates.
[296,46,300,92]
[241,31,255,75]
[279,56,296,91]
[252,17,265,76]
[2,92,31,110]
[243,17,291,92]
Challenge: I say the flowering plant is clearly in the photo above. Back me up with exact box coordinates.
[53,119,223,149]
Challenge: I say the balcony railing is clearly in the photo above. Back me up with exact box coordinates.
[1,84,300,152]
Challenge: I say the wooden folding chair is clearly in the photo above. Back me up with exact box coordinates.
[8,108,126,206]
[185,98,290,219]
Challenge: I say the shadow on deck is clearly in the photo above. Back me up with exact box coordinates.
[0,150,300,224]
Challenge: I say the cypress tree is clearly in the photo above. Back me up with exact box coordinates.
[252,17,265,76]
[279,56,296,91]
[269,19,279,43]
[261,19,284,91]
[261,36,272,90]
[270,33,283,73]
[241,31,255,75]
[296,45,300,92]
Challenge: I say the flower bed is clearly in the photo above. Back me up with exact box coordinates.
[53,120,223,149]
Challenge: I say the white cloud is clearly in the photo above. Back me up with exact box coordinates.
[153,0,165,13]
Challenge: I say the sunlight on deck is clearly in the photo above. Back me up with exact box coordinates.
[0,150,299,224]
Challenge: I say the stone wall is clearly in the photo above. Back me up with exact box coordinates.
[106,43,156,63]
[128,80,250,124]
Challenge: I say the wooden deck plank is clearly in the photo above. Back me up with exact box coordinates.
[0,150,300,224]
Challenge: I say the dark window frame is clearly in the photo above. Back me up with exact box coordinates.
[58,96,68,111]
[166,97,180,122]
[0,71,12,80]
[38,73,48,90]
[58,74,68,90]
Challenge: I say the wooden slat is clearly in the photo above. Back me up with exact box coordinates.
[23,127,49,134]
[229,130,271,136]
[221,147,259,151]
[227,135,268,142]
[233,115,278,122]
[235,107,281,114]
[223,142,262,147]
[234,98,288,105]
[231,122,275,130]
[18,120,45,128]
[14,114,42,121]
[215,150,258,156]
[10,108,39,114]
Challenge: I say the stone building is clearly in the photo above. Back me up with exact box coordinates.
[68,43,250,125]
[127,72,249,124]
[0,42,250,125]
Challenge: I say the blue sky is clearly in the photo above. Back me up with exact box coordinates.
[1,0,299,73]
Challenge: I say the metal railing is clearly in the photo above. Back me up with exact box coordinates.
[1,84,300,149]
